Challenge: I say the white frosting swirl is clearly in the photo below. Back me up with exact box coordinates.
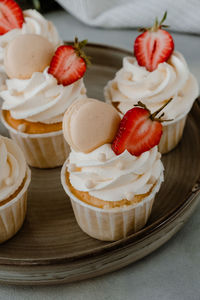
[67,144,164,202]
[0,136,26,202]
[0,9,61,73]
[104,51,199,119]
[1,68,87,124]
[22,10,61,47]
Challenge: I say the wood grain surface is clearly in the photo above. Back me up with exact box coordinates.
[0,44,200,285]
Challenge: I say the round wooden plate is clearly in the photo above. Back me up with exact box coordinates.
[0,43,200,285]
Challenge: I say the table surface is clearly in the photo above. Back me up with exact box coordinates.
[1,9,200,300]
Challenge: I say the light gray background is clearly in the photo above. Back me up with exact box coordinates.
[0,9,200,300]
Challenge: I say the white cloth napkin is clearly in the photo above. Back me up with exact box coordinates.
[56,0,200,33]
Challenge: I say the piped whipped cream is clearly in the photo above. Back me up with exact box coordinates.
[0,136,26,202]
[0,9,61,73]
[104,51,199,119]
[1,68,86,124]
[67,144,164,202]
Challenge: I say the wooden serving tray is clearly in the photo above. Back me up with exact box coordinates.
[0,43,200,285]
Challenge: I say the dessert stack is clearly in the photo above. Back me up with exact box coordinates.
[0,6,89,168]
[61,98,164,241]
[104,12,199,153]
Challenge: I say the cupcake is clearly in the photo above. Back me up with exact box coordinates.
[0,0,61,81]
[0,135,31,243]
[61,98,164,241]
[1,34,88,168]
[104,12,199,154]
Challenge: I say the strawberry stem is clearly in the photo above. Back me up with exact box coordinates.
[152,17,159,31]
[150,98,173,120]
[151,11,168,32]
[135,98,173,122]
[160,11,167,26]
[135,101,150,112]
[139,11,169,32]
[73,37,91,66]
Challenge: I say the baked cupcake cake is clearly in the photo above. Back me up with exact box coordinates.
[104,12,199,154]
[0,0,61,80]
[61,98,164,241]
[1,34,88,168]
[0,135,31,243]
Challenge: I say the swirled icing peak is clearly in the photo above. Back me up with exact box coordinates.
[67,144,164,201]
[105,52,199,119]
[1,68,86,124]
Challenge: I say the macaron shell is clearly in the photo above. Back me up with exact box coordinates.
[4,34,55,79]
[63,98,121,153]
[63,98,92,152]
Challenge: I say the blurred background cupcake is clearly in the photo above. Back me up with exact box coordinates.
[104,13,199,154]
[0,0,62,88]
[0,135,31,243]
[1,33,88,168]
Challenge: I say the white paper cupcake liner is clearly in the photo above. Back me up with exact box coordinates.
[0,167,31,244]
[159,114,187,154]
[61,160,163,241]
[1,113,70,168]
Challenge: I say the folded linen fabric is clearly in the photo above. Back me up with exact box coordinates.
[56,0,200,33]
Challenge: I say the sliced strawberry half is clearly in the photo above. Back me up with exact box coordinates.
[0,0,24,35]
[48,38,90,86]
[112,99,172,156]
[134,12,174,72]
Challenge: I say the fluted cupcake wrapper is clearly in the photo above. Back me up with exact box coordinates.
[61,160,163,241]
[0,168,31,244]
[70,197,155,241]
[159,114,187,154]
[1,114,70,168]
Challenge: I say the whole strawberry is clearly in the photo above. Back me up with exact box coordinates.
[134,12,174,72]
[48,37,90,86]
[112,99,172,156]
